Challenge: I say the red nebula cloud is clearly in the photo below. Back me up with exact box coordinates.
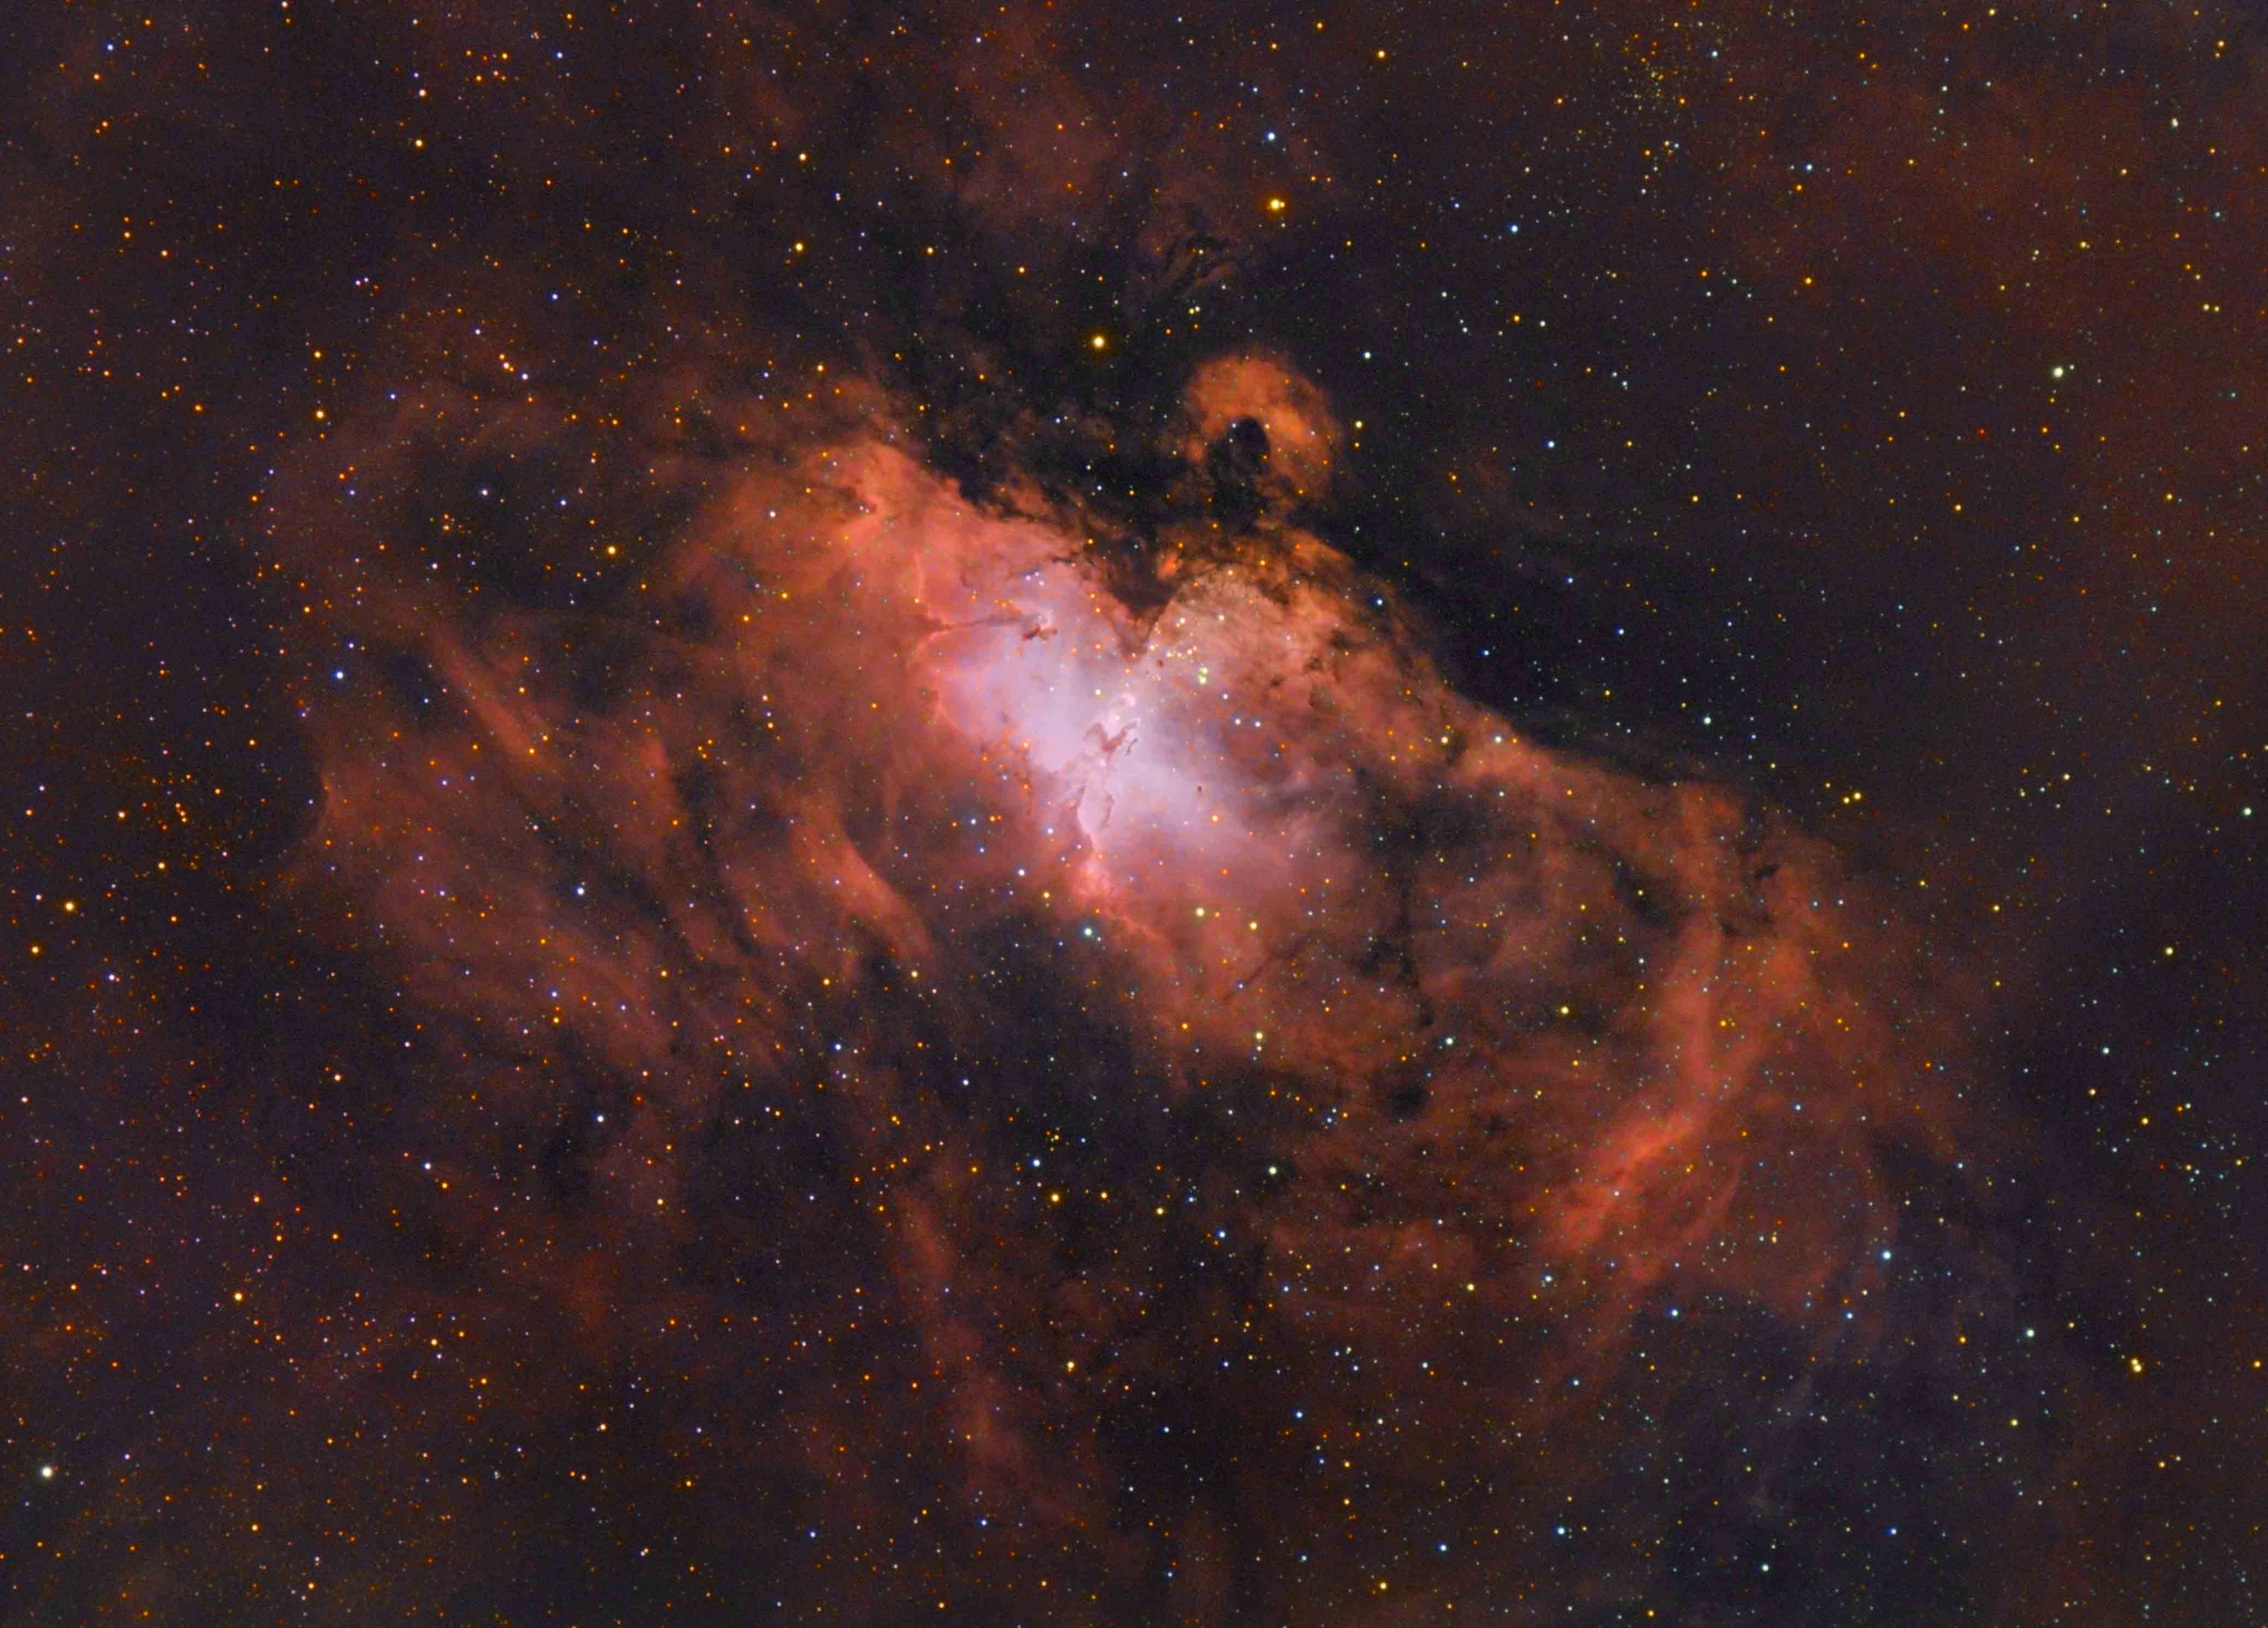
[273,357,1988,1614]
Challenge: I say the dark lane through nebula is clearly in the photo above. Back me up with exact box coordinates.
[5,0,2266,1622]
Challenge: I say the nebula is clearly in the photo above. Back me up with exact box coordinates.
[11,0,2268,1619]
[256,352,2024,1621]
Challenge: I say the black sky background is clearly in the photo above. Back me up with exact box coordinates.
[5,0,2266,1622]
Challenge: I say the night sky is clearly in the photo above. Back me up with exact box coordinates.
[5,1,2266,1622]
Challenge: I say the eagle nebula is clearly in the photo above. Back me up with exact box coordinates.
[272,359,2014,1623]
[6,0,2266,1623]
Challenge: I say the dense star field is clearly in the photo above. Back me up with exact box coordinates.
[5,1,2266,1622]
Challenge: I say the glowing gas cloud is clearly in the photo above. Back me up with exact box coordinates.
[280,359,1993,1621]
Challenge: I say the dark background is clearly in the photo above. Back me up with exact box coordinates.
[4,0,2264,1621]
